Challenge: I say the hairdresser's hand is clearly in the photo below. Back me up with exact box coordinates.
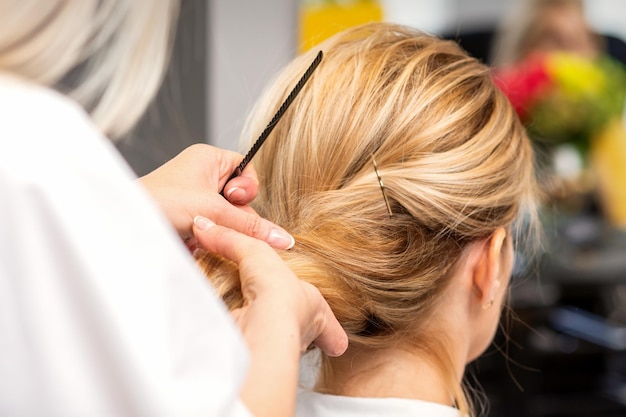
[139,143,294,250]
[193,215,348,417]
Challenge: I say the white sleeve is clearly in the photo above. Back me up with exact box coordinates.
[0,77,253,417]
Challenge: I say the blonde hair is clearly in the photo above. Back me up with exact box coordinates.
[0,0,178,138]
[490,0,600,66]
[198,22,539,416]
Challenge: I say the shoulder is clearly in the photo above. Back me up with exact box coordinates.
[0,72,92,130]
[0,72,133,183]
[0,72,112,161]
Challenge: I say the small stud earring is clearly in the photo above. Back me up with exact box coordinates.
[482,299,495,310]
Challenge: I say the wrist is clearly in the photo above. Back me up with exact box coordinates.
[239,302,303,417]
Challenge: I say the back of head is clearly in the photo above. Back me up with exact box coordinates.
[0,0,178,138]
[200,20,539,412]
[202,21,538,348]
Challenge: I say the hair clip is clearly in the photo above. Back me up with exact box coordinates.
[372,156,393,217]
[219,50,324,196]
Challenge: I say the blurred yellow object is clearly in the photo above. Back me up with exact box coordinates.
[299,0,383,53]
[591,117,626,228]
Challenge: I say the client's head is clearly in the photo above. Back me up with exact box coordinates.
[197,22,539,414]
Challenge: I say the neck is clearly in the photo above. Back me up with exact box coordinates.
[314,343,465,406]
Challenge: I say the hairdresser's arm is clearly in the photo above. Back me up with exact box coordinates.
[192,216,348,417]
[139,144,294,250]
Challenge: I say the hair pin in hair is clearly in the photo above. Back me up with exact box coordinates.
[220,50,324,195]
[372,156,393,217]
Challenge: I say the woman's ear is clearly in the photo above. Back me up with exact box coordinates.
[472,227,507,309]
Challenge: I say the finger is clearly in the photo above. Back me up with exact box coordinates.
[193,215,278,267]
[231,203,260,217]
[194,216,348,356]
[304,283,348,356]
[222,173,259,206]
[193,215,295,291]
[218,149,258,190]
[311,300,349,357]
[206,200,294,250]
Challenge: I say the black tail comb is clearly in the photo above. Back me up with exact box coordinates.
[220,50,323,195]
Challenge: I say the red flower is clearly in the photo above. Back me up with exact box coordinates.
[492,53,553,121]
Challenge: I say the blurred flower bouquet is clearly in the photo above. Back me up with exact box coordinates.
[494,52,626,223]
[493,51,626,152]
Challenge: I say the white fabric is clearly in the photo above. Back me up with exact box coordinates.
[0,73,252,417]
[296,391,462,417]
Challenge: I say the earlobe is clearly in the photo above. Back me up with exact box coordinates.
[482,279,501,309]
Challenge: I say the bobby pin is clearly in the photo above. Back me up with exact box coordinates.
[219,50,324,196]
[372,156,393,217]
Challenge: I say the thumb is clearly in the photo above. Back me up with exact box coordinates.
[305,286,349,357]
[193,215,348,357]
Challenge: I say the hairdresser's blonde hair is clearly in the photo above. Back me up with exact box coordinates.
[198,22,539,416]
[0,0,178,138]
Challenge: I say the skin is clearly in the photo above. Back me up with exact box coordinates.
[141,143,349,417]
[139,143,295,250]
[316,228,513,407]
[193,215,348,417]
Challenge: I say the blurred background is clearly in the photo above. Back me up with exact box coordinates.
[117,1,626,415]
[117,0,626,175]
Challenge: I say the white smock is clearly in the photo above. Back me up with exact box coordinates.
[296,391,462,417]
[0,73,251,417]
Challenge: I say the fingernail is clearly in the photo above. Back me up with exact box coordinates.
[268,227,295,250]
[225,187,246,202]
[193,215,215,231]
